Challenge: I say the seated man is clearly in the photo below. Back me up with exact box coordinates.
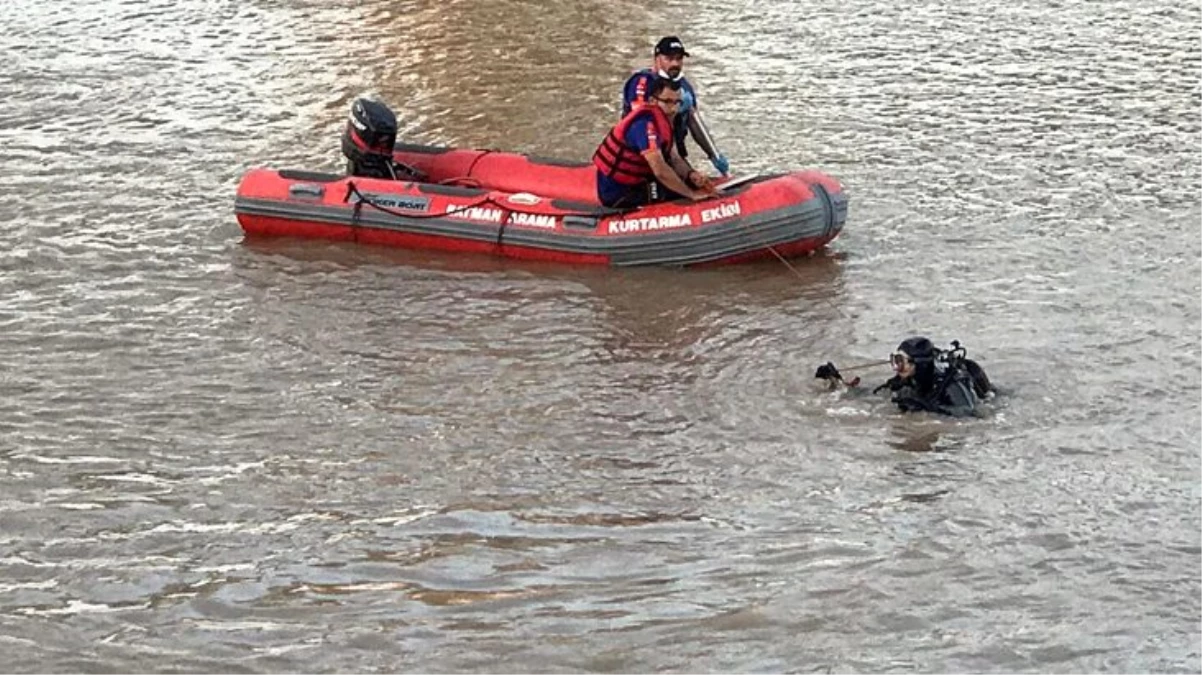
[593,77,718,208]
[622,36,729,176]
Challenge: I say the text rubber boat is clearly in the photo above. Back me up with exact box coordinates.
[234,99,848,266]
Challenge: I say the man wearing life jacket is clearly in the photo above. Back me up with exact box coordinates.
[594,77,718,208]
[622,36,730,177]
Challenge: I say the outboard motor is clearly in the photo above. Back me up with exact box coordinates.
[341,98,398,179]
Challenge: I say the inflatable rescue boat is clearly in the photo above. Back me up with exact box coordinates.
[234,99,848,266]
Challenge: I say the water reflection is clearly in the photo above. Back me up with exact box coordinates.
[236,239,847,358]
[582,258,844,367]
[304,0,692,156]
[886,425,950,454]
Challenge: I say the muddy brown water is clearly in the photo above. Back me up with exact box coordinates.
[1,0,1199,671]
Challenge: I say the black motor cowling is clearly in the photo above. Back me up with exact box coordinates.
[341,98,398,178]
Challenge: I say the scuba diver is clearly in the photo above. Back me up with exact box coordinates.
[815,337,995,418]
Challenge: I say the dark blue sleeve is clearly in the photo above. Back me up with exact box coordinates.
[622,113,662,154]
[673,77,697,156]
[622,72,653,116]
[680,77,697,109]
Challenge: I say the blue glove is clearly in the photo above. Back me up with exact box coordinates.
[710,153,730,176]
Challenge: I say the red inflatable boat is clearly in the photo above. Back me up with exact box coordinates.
[235,100,848,266]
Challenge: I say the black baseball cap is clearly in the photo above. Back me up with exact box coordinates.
[654,36,690,57]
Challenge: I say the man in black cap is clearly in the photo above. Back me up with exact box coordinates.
[621,36,730,177]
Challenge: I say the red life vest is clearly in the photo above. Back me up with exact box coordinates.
[592,104,673,185]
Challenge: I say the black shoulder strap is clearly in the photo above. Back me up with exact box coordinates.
[963,359,994,398]
[873,376,904,395]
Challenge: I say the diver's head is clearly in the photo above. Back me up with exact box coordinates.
[891,336,937,380]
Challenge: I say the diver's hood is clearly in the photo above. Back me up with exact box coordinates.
[897,336,936,362]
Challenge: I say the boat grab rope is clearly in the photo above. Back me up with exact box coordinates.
[343,180,623,222]
[345,180,505,221]
[342,179,837,291]
[343,180,633,249]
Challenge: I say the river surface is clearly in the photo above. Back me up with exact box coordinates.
[1,0,1199,672]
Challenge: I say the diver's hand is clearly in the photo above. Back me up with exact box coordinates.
[710,154,730,176]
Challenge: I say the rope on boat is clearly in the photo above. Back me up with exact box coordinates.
[343,181,619,221]
[760,241,807,281]
[344,180,622,250]
[344,179,837,298]
[464,149,494,181]
[345,181,504,220]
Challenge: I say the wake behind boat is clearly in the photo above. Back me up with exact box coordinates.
[234,99,849,267]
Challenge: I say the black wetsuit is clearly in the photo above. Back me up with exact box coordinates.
[878,361,987,418]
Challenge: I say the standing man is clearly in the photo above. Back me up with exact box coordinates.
[594,77,718,208]
[621,36,730,177]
